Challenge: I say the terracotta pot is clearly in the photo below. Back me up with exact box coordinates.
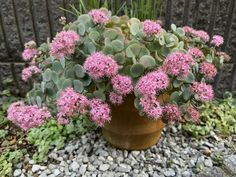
[102,94,169,150]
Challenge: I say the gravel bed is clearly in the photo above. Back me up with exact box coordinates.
[13,125,236,177]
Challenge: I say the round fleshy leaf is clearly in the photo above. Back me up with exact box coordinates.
[175,28,185,37]
[89,31,100,41]
[93,90,106,101]
[102,45,114,55]
[81,74,92,86]
[130,23,140,36]
[73,80,84,93]
[114,53,126,64]
[77,23,86,35]
[111,16,120,24]
[74,64,85,78]
[51,71,58,83]
[103,29,118,40]
[130,64,145,78]
[139,55,156,68]
[184,72,195,83]
[42,68,52,82]
[126,44,150,58]
[62,79,72,89]
[111,40,124,52]
[52,61,63,73]
[170,91,181,103]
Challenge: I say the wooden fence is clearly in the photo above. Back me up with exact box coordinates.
[0,0,236,96]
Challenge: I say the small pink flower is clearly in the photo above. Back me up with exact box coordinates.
[109,92,123,105]
[163,104,182,122]
[57,116,70,125]
[21,66,41,81]
[88,9,109,24]
[216,52,231,61]
[192,30,210,42]
[57,87,88,121]
[211,35,224,47]
[187,48,204,58]
[143,20,162,35]
[191,82,214,102]
[89,99,111,126]
[7,101,51,131]
[111,75,133,95]
[183,26,194,33]
[140,96,163,119]
[22,48,38,61]
[135,70,169,97]
[200,62,217,80]
[83,52,118,79]
[162,52,194,78]
[50,30,80,58]
[185,106,200,123]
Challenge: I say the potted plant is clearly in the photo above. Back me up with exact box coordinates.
[7,8,230,150]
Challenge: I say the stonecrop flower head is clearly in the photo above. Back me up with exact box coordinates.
[89,99,111,126]
[7,101,51,131]
[216,52,231,61]
[200,62,217,80]
[135,70,169,97]
[187,48,204,58]
[111,75,133,95]
[50,30,80,59]
[57,87,88,124]
[22,48,38,61]
[109,91,123,105]
[185,106,200,123]
[211,35,224,47]
[83,52,118,79]
[140,96,162,119]
[21,65,41,81]
[163,104,181,122]
[143,20,162,35]
[162,52,194,78]
[192,30,210,42]
[183,26,194,33]
[191,82,214,102]
[88,9,109,24]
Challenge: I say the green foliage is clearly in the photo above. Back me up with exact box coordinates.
[27,117,95,162]
[0,150,24,177]
[183,94,236,137]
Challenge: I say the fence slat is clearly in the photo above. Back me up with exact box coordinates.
[182,0,190,25]
[165,0,172,29]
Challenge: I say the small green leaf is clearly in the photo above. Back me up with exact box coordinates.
[62,79,72,89]
[130,64,145,78]
[111,40,124,52]
[73,80,84,93]
[170,91,181,103]
[173,79,183,88]
[42,69,52,82]
[130,23,140,36]
[78,23,85,35]
[60,58,66,68]
[139,55,156,68]
[74,64,85,78]
[184,72,195,83]
[93,90,106,101]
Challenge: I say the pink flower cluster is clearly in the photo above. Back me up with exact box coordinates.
[21,66,41,81]
[191,82,214,102]
[183,26,194,33]
[50,30,80,58]
[162,52,194,78]
[135,70,169,96]
[185,106,200,123]
[109,91,123,105]
[89,99,111,126]
[88,9,109,24]
[83,52,118,79]
[200,62,217,80]
[211,35,224,47]
[192,30,210,42]
[111,75,133,95]
[57,87,88,124]
[183,26,210,42]
[187,48,204,58]
[7,101,51,131]
[163,104,181,122]
[143,20,162,35]
[140,96,162,118]
[22,48,38,61]
[216,52,231,61]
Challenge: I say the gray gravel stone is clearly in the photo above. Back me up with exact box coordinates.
[223,155,236,174]
[79,164,87,175]
[32,165,41,173]
[70,161,79,172]
[13,169,22,177]
[99,164,110,171]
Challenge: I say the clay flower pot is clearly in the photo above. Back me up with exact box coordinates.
[102,94,168,150]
